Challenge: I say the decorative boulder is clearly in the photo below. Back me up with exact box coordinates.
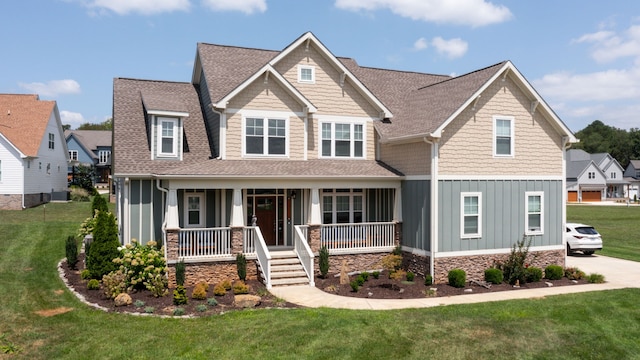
[233,294,261,308]
[114,293,132,307]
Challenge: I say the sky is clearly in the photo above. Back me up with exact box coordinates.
[1,1,640,133]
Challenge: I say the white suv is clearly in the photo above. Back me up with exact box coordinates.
[565,223,603,256]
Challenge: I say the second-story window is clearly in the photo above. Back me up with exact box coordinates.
[69,150,78,161]
[321,122,364,158]
[493,116,514,157]
[48,133,55,150]
[99,150,111,164]
[158,117,178,157]
[245,117,286,156]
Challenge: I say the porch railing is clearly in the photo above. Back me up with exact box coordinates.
[294,225,314,287]
[321,222,396,253]
[242,227,257,256]
[178,227,231,258]
[248,226,272,289]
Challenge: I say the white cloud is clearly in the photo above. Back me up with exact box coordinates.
[413,37,428,51]
[431,36,468,59]
[534,68,640,103]
[573,25,640,63]
[201,0,266,14]
[86,0,190,15]
[60,111,86,128]
[18,79,81,97]
[335,0,512,27]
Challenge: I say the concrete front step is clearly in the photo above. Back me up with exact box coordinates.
[270,251,297,258]
[271,258,301,266]
[270,277,310,286]
[271,264,304,272]
[271,270,308,279]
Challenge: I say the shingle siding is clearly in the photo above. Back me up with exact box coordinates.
[380,141,431,176]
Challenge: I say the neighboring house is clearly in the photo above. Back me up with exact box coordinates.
[65,130,112,186]
[566,149,628,202]
[0,94,69,210]
[113,32,577,286]
[624,160,640,201]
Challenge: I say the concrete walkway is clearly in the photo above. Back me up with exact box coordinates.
[269,255,640,310]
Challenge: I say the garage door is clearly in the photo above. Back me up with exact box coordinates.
[567,191,578,202]
[582,191,601,202]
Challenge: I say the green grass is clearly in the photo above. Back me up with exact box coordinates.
[567,204,640,262]
[0,200,639,359]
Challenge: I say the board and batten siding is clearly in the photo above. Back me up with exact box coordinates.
[127,179,163,245]
[438,76,563,176]
[401,180,431,252]
[437,179,563,253]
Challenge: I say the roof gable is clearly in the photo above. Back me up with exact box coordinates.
[0,94,57,157]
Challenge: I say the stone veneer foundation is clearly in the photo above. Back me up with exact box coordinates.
[317,252,391,275]
[167,260,258,288]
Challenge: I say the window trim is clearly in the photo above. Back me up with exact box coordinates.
[525,191,544,235]
[242,116,289,158]
[493,116,514,157]
[321,189,365,224]
[69,150,78,161]
[460,192,482,239]
[318,119,366,159]
[184,193,205,228]
[297,65,315,84]
[156,117,179,158]
[48,133,55,150]
[98,150,111,164]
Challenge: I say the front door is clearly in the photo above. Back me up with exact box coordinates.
[255,196,277,245]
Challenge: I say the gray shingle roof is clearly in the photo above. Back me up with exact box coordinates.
[65,130,112,160]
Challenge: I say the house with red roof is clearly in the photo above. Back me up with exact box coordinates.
[112,32,577,285]
[0,94,69,210]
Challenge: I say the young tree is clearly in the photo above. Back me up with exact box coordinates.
[86,211,120,279]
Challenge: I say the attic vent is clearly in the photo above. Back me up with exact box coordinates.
[7,110,10,115]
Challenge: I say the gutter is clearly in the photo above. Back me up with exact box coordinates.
[423,135,439,279]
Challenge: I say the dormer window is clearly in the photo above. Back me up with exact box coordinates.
[159,118,178,156]
[298,65,315,84]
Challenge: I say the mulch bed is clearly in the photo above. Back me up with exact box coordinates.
[314,271,588,299]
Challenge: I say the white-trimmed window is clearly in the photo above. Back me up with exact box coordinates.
[157,117,179,157]
[322,189,364,224]
[461,192,482,238]
[48,133,55,150]
[184,193,204,228]
[588,172,595,179]
[493,116,514,157]
[69,150,78,161]
[611,172,616,179]
[320,122,364,158]
[298,65,315,84]
[99,150,111,164]
[244,117,287,156]
[525,192,544,235]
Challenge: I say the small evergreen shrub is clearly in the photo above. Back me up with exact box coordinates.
[379,254,402,273]
[356,275,365,286]
[207,298,218,306]
[87,279,100,290]
[350,280,359,292]
[448,269,467,288]
[564,267,586,280]
[102,270,127,299]
[406,271,415,282]
[236,253,247,281]
[587,273,605,284]
[545,265,564,280]
[134,300,145,308]
[361,271,369,281]
[213,283,226,296]
[319,246,329,278]
[372,271,380,279]
[196,304,208,313]
[484,268,504,284]
[65,236,79,270]
[392,244,402,256]
[175,260,186,287]
[192,282,208,300]
[424,274,433,286]
[389,270,406,281]
[173,285,188,305]
[86,211,120,279]
[144,306,155,314]
[91,194,109,216]
[80,269,92,280]
[525,266,543,283]
[172,307,185,316]
[232,280,249,295]
[221,279,232,290]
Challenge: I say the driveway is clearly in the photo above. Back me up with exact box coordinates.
[566,254,640,288]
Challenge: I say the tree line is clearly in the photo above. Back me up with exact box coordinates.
[572,120,640,168]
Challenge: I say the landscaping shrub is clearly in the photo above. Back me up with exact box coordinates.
[587,273,605,284]
[361,271,369,281]
[389,269,406,281]
[172,307,185,316]
[196,304,208,313]
[207,298,218,306]
[406,271,415,282]
[80,269,91,280]
[564,267,586,280]
[232,281,249,295]
[111,240,167,296]
[173,285,188,305]
[392,244,402,256]
[102,270,127,299]
[221,278,232,290]
[379,254,402,273]
[144,307,155,314]
[501,236,532,285]
[86,211,120,279]
[91,194,109,216]
[350,279,359,292]
[484,268,503,284]
[87,279,100,290]
[545,265,564,280]
[175,260,186,287]
[134,300,145,308]
[424,274,433,286]
[448,269,466,288]
[525,266,543,283]
[77,212,98,239]
[236,253,247,281]
[356,275,365,286]
[192,282,208,300]
[65,235,78,270]
[70,186,90,202]
[319,246,329,278]
[372,271,380,279]
[213,283,226,296]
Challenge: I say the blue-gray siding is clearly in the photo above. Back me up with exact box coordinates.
[402,180,431,251]
[438,179,563,252]
[128,179,163,245]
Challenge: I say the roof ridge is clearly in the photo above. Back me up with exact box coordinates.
[115,77,191,85]
[198,41,278,54]
[416,61,507,90]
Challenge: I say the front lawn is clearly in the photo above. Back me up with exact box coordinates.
[0,200,639,359]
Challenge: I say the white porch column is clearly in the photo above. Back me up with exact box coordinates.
[230,188,245,227]
[166,188,180,230]
[309,187,322,225]
[393,186,403,222]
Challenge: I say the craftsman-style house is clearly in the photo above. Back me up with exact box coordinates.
[112,32,577,285]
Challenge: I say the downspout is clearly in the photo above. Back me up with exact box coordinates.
[211,105,224,160]
[562,136,571,262]
[156,178,169,261]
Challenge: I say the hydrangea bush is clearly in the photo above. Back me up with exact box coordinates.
[112,239,168,297]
